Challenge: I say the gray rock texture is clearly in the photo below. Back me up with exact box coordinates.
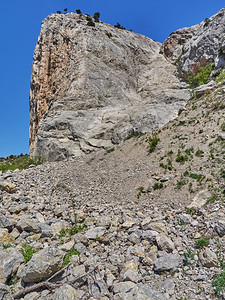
[0,248,24,284]
[29,13,189,161]
[0,284,13,300]
[21,245,64,283]
[162,7,225,76]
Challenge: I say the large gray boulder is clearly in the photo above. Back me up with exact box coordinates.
[0,248,24,284]
[21,245,64,283]
[29,13,189,161]
[153,253,182,273]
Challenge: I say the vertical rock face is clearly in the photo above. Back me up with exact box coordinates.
[29,13,189,161]
[162,7,225,76]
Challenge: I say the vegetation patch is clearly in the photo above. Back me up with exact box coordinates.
[148,133,160,153]
[176,150,188,164]
[0,154,44,173]
[194,238,209,249]
[62,249,80,267]
[20,244,36,263]
[188,64,214,88]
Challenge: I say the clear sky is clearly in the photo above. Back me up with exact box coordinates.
[0,1,224,157]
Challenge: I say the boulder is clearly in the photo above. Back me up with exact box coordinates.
[0,248,24,284]
[154,253,182,273]
[21,245,64,283]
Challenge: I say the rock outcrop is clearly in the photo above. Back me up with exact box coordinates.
[162,7,225,76]
[29,13,189,161]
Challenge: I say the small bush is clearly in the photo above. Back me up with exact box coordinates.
[59,224,86,238]
[176,149,188,164]
[153,183,163,190]
[176,180,186,190]
[87,20,95,27]
[195,150,204,157]
[188,64,214,88]
[114,22,126,30]
[205,193,217,205]
[215,71,225,83]
[148,133,160,153]
[212,269,225,296]
[105,148,115,154]
[62,249,80,267]
[194,238,209,249]
[221,123,225,131]
[20,244,36,263]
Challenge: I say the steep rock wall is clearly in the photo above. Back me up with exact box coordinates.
[162,7,225,76]
[30,13,189,161]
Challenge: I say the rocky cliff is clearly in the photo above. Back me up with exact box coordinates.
[29,13,189,161]
[161,7,225,76]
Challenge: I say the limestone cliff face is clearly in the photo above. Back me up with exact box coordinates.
[162,7,225,76]
[30,13,189,161]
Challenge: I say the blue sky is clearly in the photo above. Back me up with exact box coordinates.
[0,1,224,157]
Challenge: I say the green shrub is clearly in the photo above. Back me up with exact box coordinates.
[20,244,36,263]
[194,238,209,249]
[176,180,186,189]
[215,71,225,83]
[153,183,163,190]
[221,123,225,131]
[176,149,188,163]
[212,269,225,296]
[188,64,214,88]
[148,133,160,153]
[195,150,204,157]
[62,249,80,267]
[59,224,86,238]
[0,154,44,173]
[205,193,217,205]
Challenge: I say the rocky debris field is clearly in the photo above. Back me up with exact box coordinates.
[0,85,225,299]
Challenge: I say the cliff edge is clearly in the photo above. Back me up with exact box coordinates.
[29,13,189,161]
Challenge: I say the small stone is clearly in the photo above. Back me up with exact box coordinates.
[113,281,136,294]
[0,182,16,194]
[148,222,167,233]
[74,243,86,254]
[84,227,106,239]
[59,240,75,251]
[214,221,225,237]
[191,220,198,226]
[73,233,88,246]
[124,260,138,271]
[156,233,175,253]
[51,222,65,236]
[17,216,40,233]
[38,223,52,237]
[123,270,139,282]
[121,220,136,229]
[51,284,85,300]
[0,214,14,230]
[187,190,211,209]
[199,248,218,268]
[154,253,182,273]
[142,230,158,242]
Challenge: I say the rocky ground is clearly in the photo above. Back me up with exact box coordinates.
[0,84,225,299]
